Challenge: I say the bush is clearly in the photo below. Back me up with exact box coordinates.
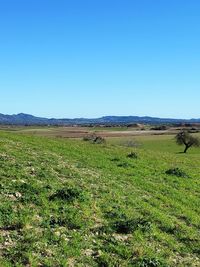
[165,168,188,178]
[150,125,168,131]
[49,187,85,202]
[127,152,138,159]
[112,217,152,234]
[94,136,105,144]
[83,134,105,144]
[83,134,95,142]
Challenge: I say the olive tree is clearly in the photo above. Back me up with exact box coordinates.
[175,131,200,153]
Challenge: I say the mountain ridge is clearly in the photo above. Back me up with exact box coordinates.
[0,113,200,125]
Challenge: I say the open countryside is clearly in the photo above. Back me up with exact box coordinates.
[1,0,200,266]
[0,125,200,266]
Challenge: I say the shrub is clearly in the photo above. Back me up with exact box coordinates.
[94,136,105,144]
[49,187,85,202]
[83,134,94,142]
[165,168,188,178]
[83,134,105,144]
[112,217,152,234]
[127,152,138,159]
[150,125,168,131]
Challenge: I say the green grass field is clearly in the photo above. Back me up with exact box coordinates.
[108,134,200,154]
[0,131,200,266]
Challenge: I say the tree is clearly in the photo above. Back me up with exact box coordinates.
[175,131,200,153]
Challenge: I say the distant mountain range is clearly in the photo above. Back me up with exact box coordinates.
[0,113,200,126]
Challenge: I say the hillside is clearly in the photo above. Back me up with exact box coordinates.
[0,113,200,126]
[0,132,200,266]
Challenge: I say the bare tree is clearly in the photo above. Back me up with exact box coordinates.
[175,131,200,153]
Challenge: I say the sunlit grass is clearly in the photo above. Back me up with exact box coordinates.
[0,132,200,266]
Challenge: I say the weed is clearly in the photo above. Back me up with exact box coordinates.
[111,217,152,234]
[49,187,85,202]
[110,157,120,162]
[165,168,188,178]
[14,182,41,204]
[117,162,132,168]
[48,208,84,229]
[95,255,110,267]
[127,152,138,159]
[0,204,27,230]
[133,257,167,267]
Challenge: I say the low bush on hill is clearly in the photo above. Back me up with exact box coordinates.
[49,187,85,202]
[83,134,105,144]
[165,168,188,178]
[127,151,138,159]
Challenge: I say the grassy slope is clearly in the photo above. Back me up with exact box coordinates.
[0,132,200,266]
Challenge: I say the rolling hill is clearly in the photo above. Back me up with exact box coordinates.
[0,113,200,126]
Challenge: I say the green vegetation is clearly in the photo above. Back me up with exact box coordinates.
[0,131,200,266]
[83,134,106,144]
[175,131,200,153]
[108,134,200,154]
[165,168,188,178]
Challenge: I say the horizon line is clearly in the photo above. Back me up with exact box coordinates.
[0,112,200,121]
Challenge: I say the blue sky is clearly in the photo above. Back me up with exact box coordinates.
[0,0,199,119]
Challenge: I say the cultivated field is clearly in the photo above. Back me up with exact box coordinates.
[0,125,193,138]
[0,128,200,266]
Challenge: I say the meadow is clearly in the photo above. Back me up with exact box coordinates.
[0,129,200,266]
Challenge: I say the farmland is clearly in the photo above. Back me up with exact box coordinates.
[0,128,200,266]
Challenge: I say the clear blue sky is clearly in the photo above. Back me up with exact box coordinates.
[0,0,199,119]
